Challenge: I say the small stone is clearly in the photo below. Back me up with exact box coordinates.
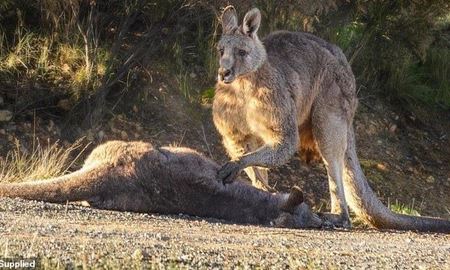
[98,130,105,140]
[86,131,94,141]
[389,124,397,133]
[120,131,128,140]
[417,264,427,270]
[160,236,170,241]
[57,99,72,111]
[180,254,189,261]
[425,176,435,184]
[47,120,55,131]
[376,163,387,171]
[0,110,12,121]
[132,249,144,261]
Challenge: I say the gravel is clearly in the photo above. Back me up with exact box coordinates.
[0,197,449,269]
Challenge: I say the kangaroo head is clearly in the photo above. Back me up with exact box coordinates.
[274,186,323,229]
[217,6,267,84]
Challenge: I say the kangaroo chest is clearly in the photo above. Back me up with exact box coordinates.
[213,82,279,141]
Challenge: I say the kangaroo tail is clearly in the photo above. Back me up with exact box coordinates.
[344,126,450,233]
[0,165,108,203]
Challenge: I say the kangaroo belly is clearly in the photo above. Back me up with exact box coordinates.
[299,120,321,164]
[87,192,156,213]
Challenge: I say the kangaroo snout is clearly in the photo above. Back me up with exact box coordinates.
[218,67,234,84]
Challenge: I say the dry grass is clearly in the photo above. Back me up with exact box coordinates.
[0,30,109,100]
[0,138,88,183]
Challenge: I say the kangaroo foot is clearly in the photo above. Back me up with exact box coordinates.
[318,213,352,229]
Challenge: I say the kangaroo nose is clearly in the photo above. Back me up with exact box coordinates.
[218,67,234,83]
[219,68,231,77]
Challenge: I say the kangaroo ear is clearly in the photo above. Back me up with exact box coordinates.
[221,6,238,34]
[242,8,261,37]
[280,186,304,213]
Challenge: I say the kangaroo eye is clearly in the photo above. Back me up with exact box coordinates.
[238,49,248,57]
[218,48,224,56]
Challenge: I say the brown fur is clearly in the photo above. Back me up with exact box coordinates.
[212,6,450,232]
[0,140,323,229]
[299,120,321,164]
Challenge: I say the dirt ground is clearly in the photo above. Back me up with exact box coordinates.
[1,197,449,269]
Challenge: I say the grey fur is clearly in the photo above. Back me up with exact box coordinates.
[213,6,450,233]
[0,140,323,229]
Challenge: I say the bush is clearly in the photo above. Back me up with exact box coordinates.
[0,0,449,123]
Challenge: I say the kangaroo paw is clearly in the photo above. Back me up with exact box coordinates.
[218,161,241,184]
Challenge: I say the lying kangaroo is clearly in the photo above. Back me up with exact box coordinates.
[212,6,450,232]
[0,140,323,229]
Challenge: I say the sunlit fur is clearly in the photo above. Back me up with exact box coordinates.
[212,6,450,232]
[0,140,323,229]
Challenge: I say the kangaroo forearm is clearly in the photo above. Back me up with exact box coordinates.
[239,140,297,168]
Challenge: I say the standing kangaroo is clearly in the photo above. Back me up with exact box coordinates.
[212,6,450,232]
[0,140,323,229]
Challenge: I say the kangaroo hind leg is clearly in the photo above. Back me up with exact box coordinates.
[312,105,351,228]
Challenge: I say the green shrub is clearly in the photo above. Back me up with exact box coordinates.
[389,199,421,216]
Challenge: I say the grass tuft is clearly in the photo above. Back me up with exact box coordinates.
[0,139,88,183]
[389,199,421,216]
[176,71,194,101]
